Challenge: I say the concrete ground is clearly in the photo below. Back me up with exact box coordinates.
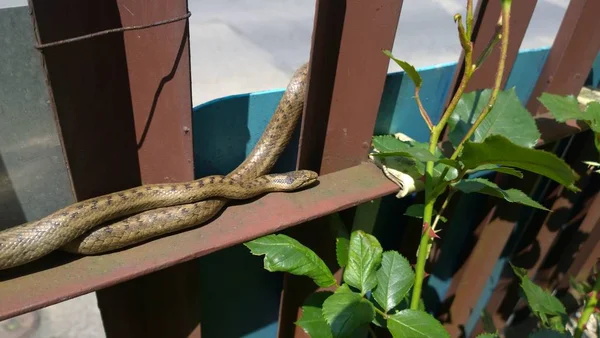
[0,0,569,337]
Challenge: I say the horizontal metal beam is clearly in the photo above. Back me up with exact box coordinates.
[0,162,396,321]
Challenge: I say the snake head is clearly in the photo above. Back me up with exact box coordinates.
[272,170,318,190]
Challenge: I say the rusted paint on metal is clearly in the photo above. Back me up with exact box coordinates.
[443,171,542,337]
[120,0,194,184]
[530,177,599,293]
[317,0,403,174]
[557,191,600,289]
[28,0,142,200]
[27,0,198,335]
[93,1,197,336]
[295,0,343,173]
[527,0,600,115]
[0,163,396,321]
[98,263,203,338]
[472,133,595,334]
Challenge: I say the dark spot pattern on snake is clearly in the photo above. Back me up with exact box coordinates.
[0,63,309,267]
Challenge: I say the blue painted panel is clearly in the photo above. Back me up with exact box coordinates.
[192,88,298,178]
[504,47,550,103]
[587,52,600,88]
[375,61,457,142]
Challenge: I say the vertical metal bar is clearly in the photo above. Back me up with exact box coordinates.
[279,0,403,336]
[27,0,198,336]
[557,192,600,289]
[533,184,598,290]
[526,0,600,115]
[443,172,541,337]
[472,133,595,334]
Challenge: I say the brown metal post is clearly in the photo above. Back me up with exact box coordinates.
[527,0,600,115]
[557,192,600,289]
[28,0,199,336]
[279,0,403,336]
[471,132,596,334]
[443,171,542,337]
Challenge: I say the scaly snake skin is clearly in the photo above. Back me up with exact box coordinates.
[0,62,310,270]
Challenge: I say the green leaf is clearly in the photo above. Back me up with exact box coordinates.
[529,329,573,338]
[336,237,349,268]
[460,135,580,191]
[548,315,567,332]
[387,310,450,338]
[372,136,460,181]
[404,204,447,223]
[373,251,415,312]
[296,292,334,338]
[372,135,439,161]
[245,234,336,287]
[383,50,422,88]
[480,309,497,334]
[330,213,350,268]
[321,287,375,338]
[452,178,549,211]
[468,164,524,178]
[585,101,600,133]
[538,92,588,122]
[343,231,383,294]
[476,334,500,338]
[510,264,566,319]
[448,88,541,148]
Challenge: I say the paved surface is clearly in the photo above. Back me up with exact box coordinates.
[0,0,569,337]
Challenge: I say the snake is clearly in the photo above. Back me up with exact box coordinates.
[0,62,310,270]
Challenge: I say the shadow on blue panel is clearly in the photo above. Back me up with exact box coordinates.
[191,89,299,338]
[192,89,299,178]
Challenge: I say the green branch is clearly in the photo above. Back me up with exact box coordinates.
[466,0,474,39]
[410,0,512,310]
[475,19,502,70]
[451,0,511,161]
[575,274,600,338]
[416,87,434,131]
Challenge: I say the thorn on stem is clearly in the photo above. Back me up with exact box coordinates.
[422,222,441,239]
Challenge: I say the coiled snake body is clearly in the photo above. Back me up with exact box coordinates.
[0,63,311,270]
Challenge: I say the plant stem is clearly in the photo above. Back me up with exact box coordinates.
[409,5,476,311]
[474,20,502,70]
[416,87,434,130]
[451,0,511,161]
[439,37,473,132]
[410,0,512,310]
[374,306,388,319]
[575,274,600,338]
[466,0,474,38]
[431,189,456,230]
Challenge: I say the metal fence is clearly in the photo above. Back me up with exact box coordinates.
[1,0,600,337]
